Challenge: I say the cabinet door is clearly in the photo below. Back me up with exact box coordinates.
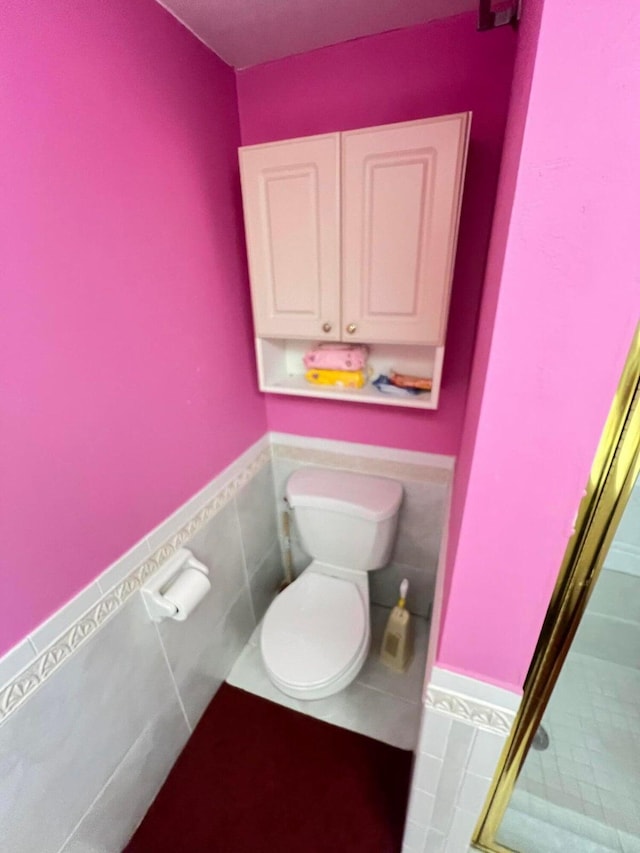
[341,114,470,346]
[239,134,341,340]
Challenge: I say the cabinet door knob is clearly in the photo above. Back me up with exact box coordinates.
[346,323,357,335]
[322,322,332,333]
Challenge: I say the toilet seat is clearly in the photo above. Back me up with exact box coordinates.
[260,570,370,700]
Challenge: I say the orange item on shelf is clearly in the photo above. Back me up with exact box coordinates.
[389,371,432,392]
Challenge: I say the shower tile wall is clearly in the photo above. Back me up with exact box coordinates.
[573,569,640,670]
[511,570,640,852]
[602,477,640,577]
[0,439,280,853]
[271,440,450,618]
[517,654,640,837]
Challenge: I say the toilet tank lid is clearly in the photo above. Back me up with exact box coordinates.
[286,468,403,522]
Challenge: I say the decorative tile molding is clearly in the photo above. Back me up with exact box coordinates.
[272,441,452,485]
[425,685,516,735]
[0,446,271,726]
[269,432,455,469]
[407,670,520,852]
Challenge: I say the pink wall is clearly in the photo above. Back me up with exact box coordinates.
[0,0,266,654]
[438,0,640,691]
[439,0,545,672]
[236,15,517,455]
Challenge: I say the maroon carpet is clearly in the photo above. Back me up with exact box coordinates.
[126,683,412,852]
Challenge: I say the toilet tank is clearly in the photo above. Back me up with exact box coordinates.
[286,468,403,571]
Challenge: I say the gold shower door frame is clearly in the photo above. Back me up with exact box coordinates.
[473,324,640,853]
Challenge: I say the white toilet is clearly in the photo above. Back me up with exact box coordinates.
[260,467,403,700]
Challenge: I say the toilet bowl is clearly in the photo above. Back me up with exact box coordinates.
[260,467,402,700]
[261,567,370,700]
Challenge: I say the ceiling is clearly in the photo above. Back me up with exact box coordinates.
[156,0,478,69]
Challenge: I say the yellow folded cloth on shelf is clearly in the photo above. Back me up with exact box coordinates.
[304,368,367,389]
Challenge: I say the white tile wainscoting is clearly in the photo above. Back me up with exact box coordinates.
[0,435,277,853]
[403,667,522,853]
[0,432,458,852]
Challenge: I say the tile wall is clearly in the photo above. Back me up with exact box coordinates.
[574,567,640,669]
[0,436,281,853]
[511,653,640,850]
[603,476,640,577]
[507,571,640,851]
[403,667,521,853]
[0,432,459,852]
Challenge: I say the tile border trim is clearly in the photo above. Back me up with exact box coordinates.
[0,445,271,727]
[272,441,452,485]
[269,431,455,470]
[425,684,516,735]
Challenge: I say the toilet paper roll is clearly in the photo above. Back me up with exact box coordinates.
[163,568,211,621]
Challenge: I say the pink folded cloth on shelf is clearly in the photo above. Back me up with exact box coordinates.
[303,343,369,371]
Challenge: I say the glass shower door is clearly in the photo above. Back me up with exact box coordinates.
[497,478,640,852]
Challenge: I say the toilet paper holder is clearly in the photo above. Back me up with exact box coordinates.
[142,548,209,623]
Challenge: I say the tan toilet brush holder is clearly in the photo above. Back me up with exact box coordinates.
[380,579,414,672]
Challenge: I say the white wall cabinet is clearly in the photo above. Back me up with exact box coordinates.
[239,113,471,409]
[238,133,341,340]
[341,115,469,346]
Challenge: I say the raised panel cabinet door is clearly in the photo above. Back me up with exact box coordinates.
[341,113,471,345]
[239,134,341,340]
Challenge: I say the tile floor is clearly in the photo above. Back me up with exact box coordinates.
[499,652,640,852]
[499,799,631,853]
[227,604,429,751]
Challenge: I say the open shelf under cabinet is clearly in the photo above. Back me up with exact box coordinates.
[255,338,444,410]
